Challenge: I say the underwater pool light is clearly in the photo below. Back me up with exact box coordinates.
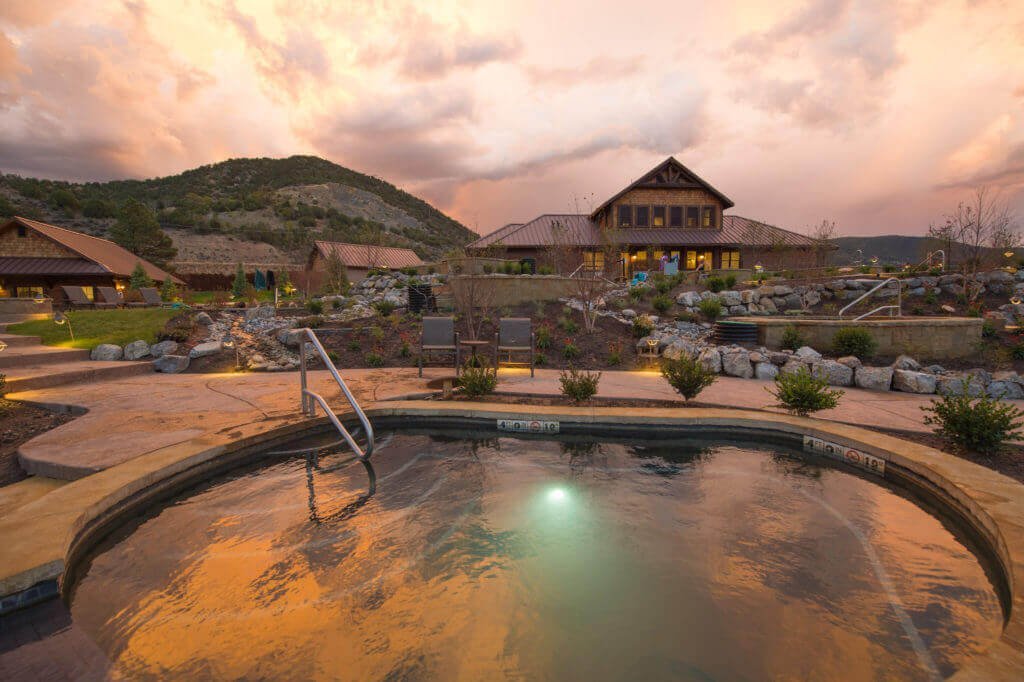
[547,487,568,503]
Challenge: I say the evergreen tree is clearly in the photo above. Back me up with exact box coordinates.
[231,263,248,298]
[129,262,152,289]
[160,277,178,301]
[254,268,267,290]
[109,199,177,267]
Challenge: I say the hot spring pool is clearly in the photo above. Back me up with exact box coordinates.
[65,429,1004,680]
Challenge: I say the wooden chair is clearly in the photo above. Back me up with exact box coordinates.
[494,317,534,377]
[418,316,460,377]
[60,285,94,309]
[95,286,122,309]
[139,287,165,307]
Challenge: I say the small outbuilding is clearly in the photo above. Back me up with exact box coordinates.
[305,240,424,287]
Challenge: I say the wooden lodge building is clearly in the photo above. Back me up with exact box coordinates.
[466,157,822,277]
[0,216,182,302]
[303,240,424,289]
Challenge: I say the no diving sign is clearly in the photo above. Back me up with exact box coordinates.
[497,418,560,434]
[803,435,886,476]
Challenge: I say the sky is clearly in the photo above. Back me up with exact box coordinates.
[1,0,1023,238]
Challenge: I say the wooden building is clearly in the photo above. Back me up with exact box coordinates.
[304,241,424,290]
[466,158,824,277]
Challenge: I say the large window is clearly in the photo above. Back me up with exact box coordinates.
[16,286,44,298]
[617,205,632,227]
[669,206,683,227]
[697,250,713,270]
[686,207,699,228]
[685,250,697,269]
[583,250,605,272]
[721,250,740,269]
[702,207,716,228]
[635,206,650,227]
[652,206,665,227]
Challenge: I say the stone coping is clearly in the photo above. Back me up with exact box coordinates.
[0,401,1021,679]
[732,315,983,327]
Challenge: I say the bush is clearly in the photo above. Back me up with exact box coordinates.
[654,278,672,294]
[307,300,324,315]
[347,340,361,351]
[399,342,411,357]
[296,315,324,329]
[558,315,579,334]
[724,274,737,288]
[369,325,385,342]
[661,354,717,401]
[831,327,877,358]
[652,294,673,314]
[535,352,546,366]
[559,367,601,402]
[1011,342,1024,360]
[922,382,1024,454]
[460,363,497,398]
[923,290,939,306]
[767,366,843,416]
[520,262,532,275]
[982,321,997,338]
[364,352,385,367]
[607,341,623,366]
[482,264,494,274]
[327,350,339,363]
[780,325,806,351]
[632,315,654,338]
[706,276,726,293]
[536,325,552,350]
[563,342,580,360]
[538,265,554,275]
[697,298,722,321]
[373,300,395,316]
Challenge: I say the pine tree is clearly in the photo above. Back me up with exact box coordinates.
[129,262,152,289]
[231,263,248,298]
[160,277,178,301]
[109,199,178,267]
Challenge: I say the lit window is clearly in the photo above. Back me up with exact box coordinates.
[16,286,44,298]
[685,250,697,269]
[652,206,665,227]
[653,250,664,263]
[584,251,605,271]
[634,250,648,266]
[635,206,649,227]
[722,250,740,269]
[700,251,713,269]
[617,205,632,227]
[669,207,683,227]
[703,207,715,228]
[686,207,698,228]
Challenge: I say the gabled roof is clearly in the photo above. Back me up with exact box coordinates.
[2,217,183,283]
[590,157,735,218]
[312,241,424,269]
[467,222,524,250]
[466,214,818,249]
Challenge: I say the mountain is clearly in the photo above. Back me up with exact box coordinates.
[0,156,476,265]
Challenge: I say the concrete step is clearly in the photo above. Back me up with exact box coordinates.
[0,346,91,369]
[0,334,41,348]
[0,314,50,326]
[3,360,152,393]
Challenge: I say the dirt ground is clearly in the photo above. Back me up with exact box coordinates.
[0,401,75,486]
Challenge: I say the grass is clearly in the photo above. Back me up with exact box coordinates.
[7,308,179,349]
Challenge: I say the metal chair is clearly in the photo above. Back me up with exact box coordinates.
[419,316,460,377]
[60,285,94,309]
[494,317,534,377]
[95,286,122,309]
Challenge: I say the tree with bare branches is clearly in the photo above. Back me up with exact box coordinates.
[452,275,496,340]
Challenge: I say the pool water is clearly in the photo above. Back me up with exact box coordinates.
[68,431,1003,680]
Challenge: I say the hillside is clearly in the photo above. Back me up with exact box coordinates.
[0,156,476,265]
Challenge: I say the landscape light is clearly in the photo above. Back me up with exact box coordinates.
[754,263,763,272]
[1012,297,1022,306]
[33,293,47,304]
[547,487,567,503]
[1005,250,1015,259]
[0,340,7,353]
[53,310,74,341]
[870,256,879,264]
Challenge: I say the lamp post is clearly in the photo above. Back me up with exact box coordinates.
[53,310,74,341]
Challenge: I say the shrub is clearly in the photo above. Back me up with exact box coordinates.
[859,265,871,274]
[724,274,737,288]
[307,300,324,315]
[652,294,673,314]
[347,340,361,351]
[675,311,699,324]
[460,363,497,398]
[332,299,343,309]
[767,366,843,416]
[296,315,324,329]
[966,304,983,318]
[520,262,532,275]
[559,367,601,402]
[831,327,877,358]
[535,352,546,366]
[399,342,411,357]
[706,276,726,293]
[510,262,522,275]
[558,315,579,334]
[661,354,717,401]
[697,298,722,321]
[369,325,385,342]
[373,300,396,316]
[654,278,672,294]
[780,325,806,351]
[538,265,554,275]
[482,264,494,274]
[982,321,997,338]
[563,342,580,360]
[607,341,623,366]
[327,350,339,363]
[922,382,1024,454]
[536,325,552,350]
[923,290,939,306]
[1011,342,1024,360]
[632,315,654,338]
[364,352,385,367]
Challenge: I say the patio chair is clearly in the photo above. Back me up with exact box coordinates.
[60,285,94,309]
[419,316,460,377]
[494,317,534,377]
[95,286,122,309]
[139,287,166,307]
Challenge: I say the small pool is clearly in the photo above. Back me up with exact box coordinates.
[66,429,1003,680]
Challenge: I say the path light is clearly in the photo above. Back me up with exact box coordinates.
[1005,250,1015,259]
[53,310,74,341]
[222,334,240,369]
[1012,297,1021,306]
[754,263,763,273]
[0,340,7,353]
[33,293,47,304]
[547,487,568,503]
[870,256,879,265]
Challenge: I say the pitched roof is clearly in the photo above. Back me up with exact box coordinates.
[312,241,424,269]
[0,256,109,276]
[2,217,183,283]
[466,214,818,249]
[590,157,735,218]
[467,222,524,249]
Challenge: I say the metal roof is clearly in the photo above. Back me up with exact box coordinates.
[0,257,109,275]
[313,241,424,269]
[590,157,735,218]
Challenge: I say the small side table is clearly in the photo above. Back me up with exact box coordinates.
[459,339,491,367]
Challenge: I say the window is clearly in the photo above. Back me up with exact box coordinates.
[16,224,26,238]
[669,206,683,227]
[685,250,697,269]
[686,207,699,228]
[635,206,649,227]
[617,205,632,227]
[669,250,680,264]
[16,286,44,298]
[583,250,605,272]
[652,206,665,227]
[653,250,665,264]
[699,251,713,270]
[702,207,716,228]
[633,250,648,266]
[721,250,740,269]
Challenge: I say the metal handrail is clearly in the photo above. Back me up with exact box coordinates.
[916,249,945,271]
[853,305,900,321]
[839,277,901,318]
[298,327,375,461]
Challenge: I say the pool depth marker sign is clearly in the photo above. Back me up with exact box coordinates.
[497,418,560,434]
[803,435,886,476]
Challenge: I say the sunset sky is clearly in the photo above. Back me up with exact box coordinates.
[1,0,1023,237]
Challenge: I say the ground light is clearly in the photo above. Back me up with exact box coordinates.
[547,487,568,503]
[53,310,74,341]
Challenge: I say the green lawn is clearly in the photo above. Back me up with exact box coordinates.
[7,308,179,349]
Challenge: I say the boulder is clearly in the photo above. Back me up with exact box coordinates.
[123,340,151,361]
[783,293,803,309]
[802,290,821,307]
[661,338,700,361]
[721,348,754,378]
[195,312,214,325]
[892,370,936,394]
[987,381,1024,400]
[150,340,179,358]
[891,355,920,371]
[91,344,123,361]
[854,366,893,391]
[698,347,723,374]
[989,270,1014,283]
[720,290,742,307]
[937,375,985,397]
[277,328,306,348]
[907,287,926,297]
[755,361,779,381]
[740,289,760,304]
[773,285,794,297]
[188,341,222,359]
[825,280,846,291]
[676,291,702,307]
[768,351,790,366]
[794,346,822,360]
[760,297,778,313]
[836,356,862,369]
[811,359,854,386]
[728,305,747,315]
[153,354,190,373]
[622,309,637,319]
[244,306,276,322]
[780,359,808,376]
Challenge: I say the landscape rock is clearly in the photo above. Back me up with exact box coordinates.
[697,347,723,374]
[195,312,214,325]
[854,366,893,391]
[794,346,822,360]
[123,340,151,361]
[780,359,808,376]
[891,355,921,371]
[783,293,803,309]
[720,291,742,307]
[150,340,179,358]
[721,348,754,378]
[937,375,985,397]
[91,344,123,361]
[244,306,276,322]
[987,381,1024,400]
[768,351,790,366]
[754,361,779,381]
[676,291,702,307]
[836,356,862,369]
[802,290,821,308]
[188,341,223,359]
[153,354,190,373]
[811,359,854,386]
[662,337,700,361]
[276,328,306,349]
[892,369,936,394]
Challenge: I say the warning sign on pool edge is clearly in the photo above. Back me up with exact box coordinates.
[497,419,560,434]
[803,435,886,476]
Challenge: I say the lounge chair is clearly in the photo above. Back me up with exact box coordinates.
[95,286,122,309]
[494,317,534,377]
[418,316,460,377]
[140,287,166,307]
[60,285,94,309]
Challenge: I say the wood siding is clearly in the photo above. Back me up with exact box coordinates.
[596,187,724,230]
[0,224,79,258]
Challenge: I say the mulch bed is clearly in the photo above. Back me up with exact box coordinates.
[0,400,75,487]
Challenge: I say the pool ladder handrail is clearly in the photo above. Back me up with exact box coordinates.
[297,327,374,461]
[838,277,902,321]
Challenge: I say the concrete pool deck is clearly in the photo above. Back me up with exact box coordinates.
[1,368,1024,678]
